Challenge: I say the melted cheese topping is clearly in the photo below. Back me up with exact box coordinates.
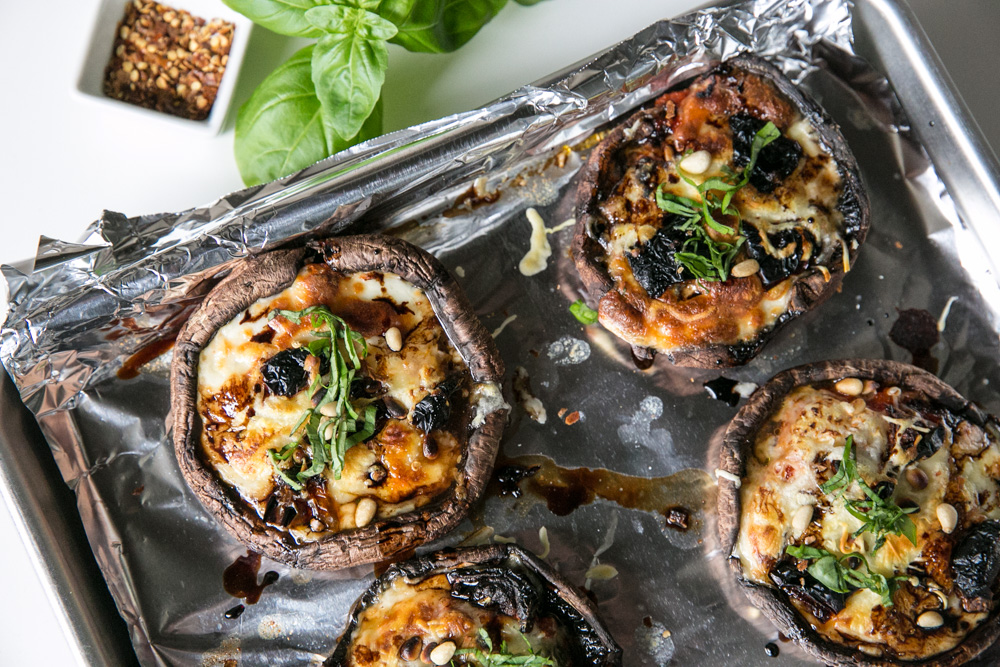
[737,381,1000,660]
[345,571,566,666]
[197,264,477,542]
[592,65,849,355]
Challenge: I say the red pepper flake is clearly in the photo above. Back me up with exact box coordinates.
[103,0,235,120]
[564,411,581,425]
[557,408,568,418]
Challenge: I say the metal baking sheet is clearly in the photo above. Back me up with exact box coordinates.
[4,0,1000,664]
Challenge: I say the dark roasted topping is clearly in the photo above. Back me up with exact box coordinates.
[769,558,846,622]
[730,113,802,193]
[448,566,541,632]
[627,223,686,297]
[742,224,814,287]
[915,424,946,460]
[952,520,1000,601]
[411,379,459,433]
[260,347,311,397]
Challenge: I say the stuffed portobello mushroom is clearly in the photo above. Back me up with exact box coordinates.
[572,55,869,367]
[326,544,622,666]
[170,235,508,570]
[718,359,1000,665]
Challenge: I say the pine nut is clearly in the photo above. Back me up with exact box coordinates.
[731,259,760,278]
[835,378,864,396]
[937,503,958,534]
[385,326,403,352]
[791,504,814,538]
[905,467,928,490]
[679,150,712,174]
[429,642,456,665]
[355,498,377,528]
[917,611,943,628]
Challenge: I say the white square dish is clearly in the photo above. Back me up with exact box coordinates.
[75,0,253,135]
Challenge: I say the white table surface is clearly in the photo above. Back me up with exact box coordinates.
[0,0,996,665]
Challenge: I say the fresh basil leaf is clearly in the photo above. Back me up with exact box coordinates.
[222,0,331,38]
[267,449,304,490]
[820,435,854,494]
[785,544,828,560]
[655,184,697,216]
[377,0,506,54]
[807,555,852,594]
[569,299,598,324]
[306,6,395,140]
[234,46,383,186]
[900,513,918,545]
[305,3,398,37]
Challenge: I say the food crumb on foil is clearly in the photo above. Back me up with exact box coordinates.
[513,366,547,424]
[547,335,591,365]
[491,314,517,338]
[635,619,677,665]
[258,615,285,640]
[518,207,552,276]
[201,635,240,666]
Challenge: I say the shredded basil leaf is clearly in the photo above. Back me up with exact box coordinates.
[820,435,918,552]
[454,628,557,666]
[265,306,376,487]
[569,299,599,324]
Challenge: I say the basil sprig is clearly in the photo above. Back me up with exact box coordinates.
[266,306,378,490]
[454,628,557,666]
[227,0,543,185]
[785,545,906,608]
[653,121,780,281]
[821,435,918,553]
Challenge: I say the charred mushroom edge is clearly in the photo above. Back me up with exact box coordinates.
[324,544,623,666]
[170,234,507,570]
[571,54,870,368]
[718,359,1000,666]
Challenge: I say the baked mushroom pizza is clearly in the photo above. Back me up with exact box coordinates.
[572,54,869,367]
[170,235,507,570]
[718,360,1000,665]
[326,544,622,666]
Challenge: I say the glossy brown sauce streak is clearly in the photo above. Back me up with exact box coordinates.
[889,308,939,374]
[442,184,502,218]
[494,455,714,533]
[117,336,176,380]
[223,550,279,605]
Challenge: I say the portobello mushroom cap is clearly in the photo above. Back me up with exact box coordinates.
[572,54,869,368]
[718,359,1000,666]
[325,544,623,666]
[170,235,507,570]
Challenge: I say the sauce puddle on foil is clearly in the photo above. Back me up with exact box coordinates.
[117,336,176,380]
[703,377,741,407]
[491,455,714,533]
[889,308,939,373]
[222,550,279,618]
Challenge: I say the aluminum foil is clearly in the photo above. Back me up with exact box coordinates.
[4,0,1000,664]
